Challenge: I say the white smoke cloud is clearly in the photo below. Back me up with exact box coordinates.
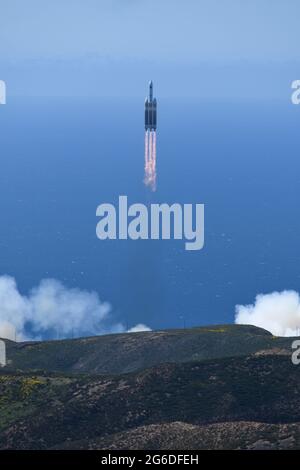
[235,290,300,337]
[0,276,151,341]
[127,323,152,333]
[0,321,17,342]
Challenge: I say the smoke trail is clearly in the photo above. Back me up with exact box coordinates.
[149,129,152,181]
[152,130,157,191]
[144,129,149,174]
[144,130,157,192]
[144,130,150,188]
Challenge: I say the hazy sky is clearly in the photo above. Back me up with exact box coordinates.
[1,0,299,62]
[0,1,299,97]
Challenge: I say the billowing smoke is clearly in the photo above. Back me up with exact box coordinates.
[127,323,152,333]
[0,276,151,341]
[235,290,300,336]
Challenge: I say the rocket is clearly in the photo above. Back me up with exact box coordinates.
[145,81,157,130]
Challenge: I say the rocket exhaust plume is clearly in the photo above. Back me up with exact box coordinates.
[144,130,157,191]
[144,81,157,192]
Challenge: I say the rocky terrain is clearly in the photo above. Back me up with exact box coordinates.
[0,324,299,449]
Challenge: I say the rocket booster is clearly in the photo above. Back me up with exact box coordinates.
[145,81,157,130]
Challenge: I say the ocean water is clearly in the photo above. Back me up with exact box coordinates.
[0,96,299,331]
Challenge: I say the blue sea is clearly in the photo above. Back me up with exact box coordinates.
[1,96,299,331]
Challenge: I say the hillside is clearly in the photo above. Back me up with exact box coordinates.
[57,422,300,450]
[0,354,299,449]
[2,324,293,375]
[0,324,298,450]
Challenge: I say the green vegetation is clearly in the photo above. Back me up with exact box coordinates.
[0,324,298,449]
[3,324,292,376]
